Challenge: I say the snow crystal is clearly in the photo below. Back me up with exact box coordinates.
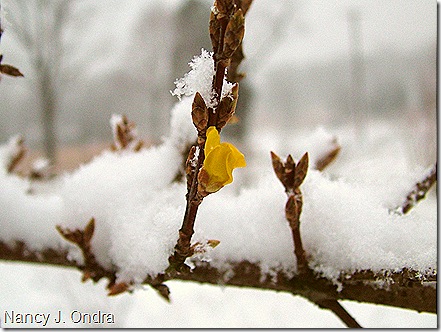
[170,48,235,108]
[171,49,215,105]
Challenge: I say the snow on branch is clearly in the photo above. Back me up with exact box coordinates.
[0,239,436,314]
[397,162,437,215]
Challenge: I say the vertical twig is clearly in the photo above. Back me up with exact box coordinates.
[271,151,309,275]
[168,0,246,274]
[271,151,362,328]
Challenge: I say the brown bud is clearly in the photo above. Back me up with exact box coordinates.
[209,10,221,52]
[315,143,340,171]
[285,194,298,224]
[223,9,245,59]
[112,115,143,152]
[197,167,210,196]
[216,84,238,129]
[153,284,171,302]
[192,92,208,132]
[108,282,130,296]
[185,146,197,190]
[185,146,197,175]
[215,0,234,16]
[285,193,302,229]
[56,225,82,245]
[0,64,24,77]
[271,151,285,185]
[284,154,296,189]
[83,218,95,245]
[271,152,309,192]
[294,153,309,188]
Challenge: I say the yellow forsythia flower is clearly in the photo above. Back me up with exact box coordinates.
[201,126,246,193]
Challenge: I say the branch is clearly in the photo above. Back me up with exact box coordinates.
[271,151,362,327]
[314,140,341,171]
[271,151,310,275]
[398,162,437,214]
[0,240,436,315]
[316,300,361,328]
[168,0,246,273]
[5,135,27,174]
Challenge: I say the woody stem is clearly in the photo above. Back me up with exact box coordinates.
[169,17,232,273]
[291,223,308,275]
[168,143,205,271]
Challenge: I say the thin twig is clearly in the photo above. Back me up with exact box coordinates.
[315,141,341,171]
[316,299,362,328]
[6,136,26,174]
[271,151,310,275]
[168,0,245,274]
[399,162,437,214]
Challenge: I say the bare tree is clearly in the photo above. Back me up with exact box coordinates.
[5,0,74,163]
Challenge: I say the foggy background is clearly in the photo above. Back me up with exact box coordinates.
[0,0,436,170]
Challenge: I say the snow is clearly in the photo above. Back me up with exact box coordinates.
[0,45,436,283]
[171,48,235,108]
[0,107,436,285]
[0,263,436,328]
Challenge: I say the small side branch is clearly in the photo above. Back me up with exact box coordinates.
[316,299,362,328]
[271,151,363,327]
[110,114,143,152]
[56,218,124,295]
[315,140,341,171]
[271,151,309,275]
[398,162,437,214]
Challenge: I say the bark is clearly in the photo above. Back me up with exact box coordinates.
[0,240,435,314]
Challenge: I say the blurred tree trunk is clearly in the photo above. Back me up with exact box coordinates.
[7,0,73,163]
[37,60,57,162]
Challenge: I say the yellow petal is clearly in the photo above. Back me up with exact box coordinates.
[204,145,230,183]
[205,126,220,155]
[201,126,246,193]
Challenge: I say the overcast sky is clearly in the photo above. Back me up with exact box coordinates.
[245,0,436,67]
